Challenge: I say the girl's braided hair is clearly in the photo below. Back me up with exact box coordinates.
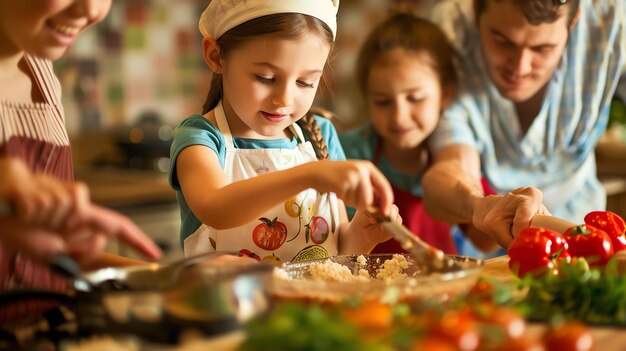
[296,107,334,160]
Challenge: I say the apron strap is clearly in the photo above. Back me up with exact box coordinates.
[214,101,235,148]
[289,123,307,144]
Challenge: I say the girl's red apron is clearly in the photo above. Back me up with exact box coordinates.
[369,139,497,255]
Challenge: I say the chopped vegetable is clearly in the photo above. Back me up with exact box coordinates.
[239,303,390,351]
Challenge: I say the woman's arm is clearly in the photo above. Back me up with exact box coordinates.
[0,157,162,264]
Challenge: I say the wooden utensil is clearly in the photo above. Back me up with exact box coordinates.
[529,214,577,234]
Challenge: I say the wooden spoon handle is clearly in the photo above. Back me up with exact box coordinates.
[529,214,578,234]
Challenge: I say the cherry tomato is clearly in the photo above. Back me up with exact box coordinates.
[495,333,545,351]
[543,322,593,351]
[479,306,526,340]
[467,278,496,303]
[340,300,393,332]
[412,336,458,351]
[430,309,480,351]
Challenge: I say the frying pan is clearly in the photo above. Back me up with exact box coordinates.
[0,253,274,343]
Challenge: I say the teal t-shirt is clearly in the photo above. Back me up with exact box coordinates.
[168,114,346,248]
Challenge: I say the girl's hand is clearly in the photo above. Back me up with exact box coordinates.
[348,205,401,249]
[310,160,394,216]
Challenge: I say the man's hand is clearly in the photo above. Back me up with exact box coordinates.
[472,187,550,249]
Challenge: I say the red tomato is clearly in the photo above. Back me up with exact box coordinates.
[495,333,545,351]
[252,217,287,251]
[430,309,480,351]
[308,216,329,244]
[479,307,526,340]
[466,278,496,303]
[584,211,626,252]
[412,336,458,351]
[564,224,614,267]
[508,227,570,278]
[543,322,593,351]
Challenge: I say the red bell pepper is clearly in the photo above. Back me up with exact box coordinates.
[563,224,614,267]
[508,227,571,278]
[584,211,626,252]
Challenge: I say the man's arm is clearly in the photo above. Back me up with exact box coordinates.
[423,144,548,249]
[423,144,483,224]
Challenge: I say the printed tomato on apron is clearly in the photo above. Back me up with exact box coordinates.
[184,101,340,264]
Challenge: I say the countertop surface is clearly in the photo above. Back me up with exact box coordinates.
[74,166,175,209]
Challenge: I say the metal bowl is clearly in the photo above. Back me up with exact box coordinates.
[272,254,483,303]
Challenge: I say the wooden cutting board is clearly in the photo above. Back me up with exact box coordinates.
[482,255,515,283]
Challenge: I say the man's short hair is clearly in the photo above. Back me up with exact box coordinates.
[476,0,580,25]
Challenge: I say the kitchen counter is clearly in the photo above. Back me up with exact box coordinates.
[61,256,626,350]
[74,166,175,209]
[74,165,183,261]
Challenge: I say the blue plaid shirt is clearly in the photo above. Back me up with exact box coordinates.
[429,0,626,222]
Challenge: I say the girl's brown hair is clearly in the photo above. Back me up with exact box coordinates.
[356,13,457,98]
[202,13,334,159]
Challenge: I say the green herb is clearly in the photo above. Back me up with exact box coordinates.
[501,259,626,325]
[239,303,391,351]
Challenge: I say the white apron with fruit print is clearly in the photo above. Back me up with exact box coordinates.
[184,101,340,264]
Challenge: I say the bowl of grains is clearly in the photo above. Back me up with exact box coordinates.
[271,254,483,303]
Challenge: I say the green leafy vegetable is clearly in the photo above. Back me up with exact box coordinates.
[500,259,626,325]
[239,303,390,351]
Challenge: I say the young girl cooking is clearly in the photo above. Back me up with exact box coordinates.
[339,12,499,256]
[169,0,398,263]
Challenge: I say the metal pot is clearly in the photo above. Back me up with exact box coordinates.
[0,254,274,344]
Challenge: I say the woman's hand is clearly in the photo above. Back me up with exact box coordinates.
[310,160,394,216]
[0,158,162,264]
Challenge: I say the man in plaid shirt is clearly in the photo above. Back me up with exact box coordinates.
[423,0,626,249]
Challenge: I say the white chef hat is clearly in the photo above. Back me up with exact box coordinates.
[199,0,340,41]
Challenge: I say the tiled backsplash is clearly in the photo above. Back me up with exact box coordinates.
[56,0,435,134]
[57,0,207,134]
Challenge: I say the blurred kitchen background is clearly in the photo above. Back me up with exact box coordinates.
[54,0,626,261]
